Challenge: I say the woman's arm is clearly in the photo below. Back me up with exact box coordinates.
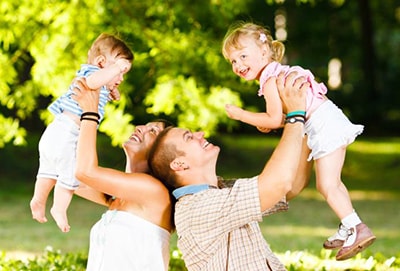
[74,183,108,206]
[72,78,165,203]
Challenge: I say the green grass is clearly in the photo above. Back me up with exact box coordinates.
[214,133,400,258]
[0,133,399,269]
[0,183,105,255]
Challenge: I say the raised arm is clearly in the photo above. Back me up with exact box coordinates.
[86,58,131,89]
[257,72,309,211]
[286,135,313,201]
[74,183,108,206]
[72,78,162,202]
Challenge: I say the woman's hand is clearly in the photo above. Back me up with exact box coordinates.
[72,77,101,112]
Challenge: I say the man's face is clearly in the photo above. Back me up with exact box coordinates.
[165,127,220,168]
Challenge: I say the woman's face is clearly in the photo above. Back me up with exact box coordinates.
[122,121,166,159]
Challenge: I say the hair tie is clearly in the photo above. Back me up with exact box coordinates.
[81,112,100,120]
[259,33,267,43]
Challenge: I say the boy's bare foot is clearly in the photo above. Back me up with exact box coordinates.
[50,207,70,233]
[30,198,48,223]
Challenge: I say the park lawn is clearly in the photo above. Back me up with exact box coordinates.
[0,133,399,264]
[214,133,400,257]
[0,184,105,256]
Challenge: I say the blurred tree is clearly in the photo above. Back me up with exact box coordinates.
[0,0,112,145]
[0,0,399,148]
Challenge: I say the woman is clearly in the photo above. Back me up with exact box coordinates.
[72,78,174,271]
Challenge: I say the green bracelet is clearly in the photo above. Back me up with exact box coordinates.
[286,110,306,118]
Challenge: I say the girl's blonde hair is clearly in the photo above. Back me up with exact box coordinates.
[87,33,134,64]
[222,21,285,63]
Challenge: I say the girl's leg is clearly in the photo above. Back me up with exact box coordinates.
[315,147,355,248]
[30,177,56,223]
[315,146,375,260]
[315,146,353,219]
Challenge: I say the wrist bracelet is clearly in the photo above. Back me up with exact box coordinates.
[284,116,305,125]
[286,114,306,119]
[81,112,100,120]
[286,110,306,118]
[81,117,100,124]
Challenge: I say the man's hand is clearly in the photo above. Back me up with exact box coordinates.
[277,72,308,114]
[72,78,100,112]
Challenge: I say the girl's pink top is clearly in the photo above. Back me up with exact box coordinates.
[258,61,327,116]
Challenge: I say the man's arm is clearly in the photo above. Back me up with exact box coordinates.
[257,72,309,211]
[286,136,313,201]
[260,136,312,216]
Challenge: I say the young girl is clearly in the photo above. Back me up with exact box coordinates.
[30,33,133,232]
[222,21,375,261]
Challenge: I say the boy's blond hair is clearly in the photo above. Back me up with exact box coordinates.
[88,33,134,64]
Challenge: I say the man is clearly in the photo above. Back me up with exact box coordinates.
[149,72,311,271]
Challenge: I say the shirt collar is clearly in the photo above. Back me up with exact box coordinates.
[172,184,217,199]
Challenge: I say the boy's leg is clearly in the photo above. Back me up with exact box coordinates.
[50,185,74,233]
[30,177,56,223]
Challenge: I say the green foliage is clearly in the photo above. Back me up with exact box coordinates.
[100,98,135,146]
[0,247,87,271]
[1,0,400,144]
[0,115,26,147]
[280,250,400,271]
[169,249,187,271]
[144,75,242,136]
[0,0,128,146]
[1,248,398,271]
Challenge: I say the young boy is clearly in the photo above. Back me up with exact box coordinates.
[30,33,133,232]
